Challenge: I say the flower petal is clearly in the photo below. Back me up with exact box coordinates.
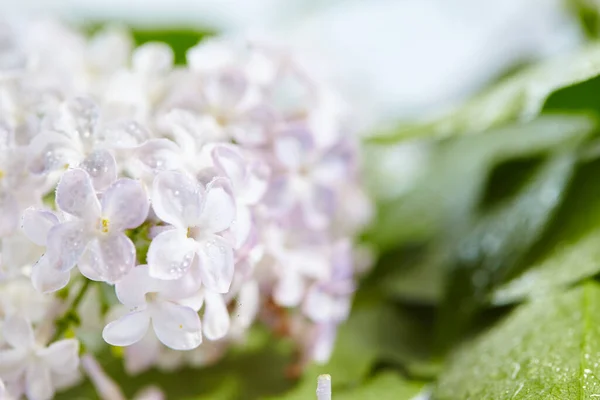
[55,168,101,219]
[202,291,230,341]
[103,311,151,347]
[232,203,252,249]
[273,270,305,307]
[152,170,201,228]
[25,362,54,400]
[124,330,160,375]
[38,339,80,373]
[0,192,19,237]
[0,348,27,381]
[98,120,149,149]
[147,229,196,280]
[198,178,235,234]
[115,265,154,307]
[46,221,89,272]
[3,315,34,349]
[80,149,117,191]
[31,254,70,293]
[79,234,135,283]
[21,208,59,246]
[27,131,80,174]
[151,301,202,350]
[273,127,314,171]
[197,235,234,294]
[101,178,149,230]
[133,138,181,172]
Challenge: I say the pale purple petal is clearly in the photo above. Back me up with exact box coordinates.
[27,131,80,174]
[273,270,304,307]
[273,127,314,171]
[103,311,151,347]
[124,331,160,375]
[55,168,101,219]
[202,291,230,340]
[152,170,202,228]
[147,229,197,280]
[0,348,27,381]
[25,363,54,400]
[21,207,59,246]
[3,315,34,349]
[198,178,235,234]
[232,204,252,249]
[101,179,149,230]
[79,234,135,283]
[134,138,181,172]
[151,301,202,350]
[80,149,117,191]
[0,192,19,237]
[115,265,155,307]
[310,323,337,364]
[38,339,80,373]
[197,235,234,294]
[211,145,246,191]
[31,254,70,293]
[232,280,259,329]
[46,221,89,272]
[241,161,269,204]
[98,121,149,149]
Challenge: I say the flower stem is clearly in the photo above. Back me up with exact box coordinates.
[50,278,92,343]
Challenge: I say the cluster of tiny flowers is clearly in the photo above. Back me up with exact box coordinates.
[0,18,372,399]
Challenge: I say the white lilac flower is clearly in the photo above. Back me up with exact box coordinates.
[0,18,373,399]
[102,264,203,350]
[0,316,79,400]
[147,170,236,291]
[32,168,149,286]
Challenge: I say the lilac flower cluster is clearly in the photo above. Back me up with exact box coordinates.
[0,19,372,399]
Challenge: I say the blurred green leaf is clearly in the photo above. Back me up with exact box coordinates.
[493,158,600,304]
[369,44,600,143]
[335,372,426,400]
[367,114,595,251]
[436,281,600,399]
[437,151,577,350]
[131,29,213,65]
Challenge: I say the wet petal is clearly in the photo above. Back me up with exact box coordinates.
[101,178,149,230]
[0,192,19,237]
[147,229,197,280]
[27,131,80,174]
[55,168,101,219]
[99,120,149,149]
[38,339,79,373]
[151,301,202,350]
[3,315,34,349]
[103,311,151,347]
[152,170,202,228]
[80,149,117,191]
[79,234,135,283]
[197,235,234,294]
[134,138,181,172]
[21,207,59,246]
[115,265,155,307]
[198,178,235,234]
[25,363,54,400]
[202,291,230,340]
[46,221,89,272]
[31,254,70,293]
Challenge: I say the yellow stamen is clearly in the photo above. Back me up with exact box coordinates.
[101,218,109,233]
[0,170,4,180]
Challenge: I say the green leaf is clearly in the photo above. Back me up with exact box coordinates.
[367,114,595,251]
[335,372,426,400]
[369,44,600,143]
[493,158,600,304]
[436,281,600,400]
[436,151,577,349]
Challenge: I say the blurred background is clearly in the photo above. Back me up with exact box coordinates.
[4,0,600,399]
